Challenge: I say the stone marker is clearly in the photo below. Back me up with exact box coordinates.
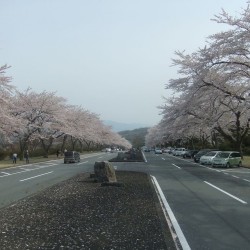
[94,161,117,183]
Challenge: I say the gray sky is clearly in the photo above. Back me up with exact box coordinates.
[0,0,248,126]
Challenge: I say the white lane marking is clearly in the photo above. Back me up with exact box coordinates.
[151,176,191,250]
[77,161,88,165]
[201,165,221,172]
[204,181,247,204]
[232,175,240,179]
[0,165,56,178]
[221,169,250,173]
[142,152,147,163]
[172,164,181,169]
[162,158,165,160]
[243,179,250,183]
[20,171,53,182]
[20,168,38,171]
[214,169,221,172]
[1,172,11,175]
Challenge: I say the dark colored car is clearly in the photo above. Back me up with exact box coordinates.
[64,151,80,163]
[193,149,219,163]
[182,150,199,159]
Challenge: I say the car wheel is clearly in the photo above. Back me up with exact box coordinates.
[226,162,230,168]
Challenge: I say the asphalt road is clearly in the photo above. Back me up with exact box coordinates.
[142,152,250,250]
[0,152,112,209]
[1,151,250,249]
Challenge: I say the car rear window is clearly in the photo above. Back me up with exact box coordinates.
[65,152,73,156]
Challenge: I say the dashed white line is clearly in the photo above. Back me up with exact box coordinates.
[1,172,11,175]
[0,164,58,178]
[204,181,247,204]
[77,161,88,165]
[20,171,53,182]
[172,164,181,169]
[232,175,240,179]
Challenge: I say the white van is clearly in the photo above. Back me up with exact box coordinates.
[173,148,186,156]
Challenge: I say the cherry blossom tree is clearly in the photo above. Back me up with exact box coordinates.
[159,3,250,153]
[145,124,165,148]
[10,89,69,157]
[59,105,131,151]
[0,64,130,157]
[0,65,19,138]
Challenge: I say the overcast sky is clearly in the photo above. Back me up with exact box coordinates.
[0,0,248,126]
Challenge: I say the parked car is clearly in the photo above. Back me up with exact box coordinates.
[211,151,242,168]
[144,147,151,152]
[193,149,218,163]
[168,148,175,154]
[162,148,169,153]
[182,150,199,159]
[64,151,80,163]
[173,148,186,156]
[155,148,162,154]
[199,151,221,165]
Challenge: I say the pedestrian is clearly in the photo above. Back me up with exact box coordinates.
[13,153,17,164]
[56,150,60,158]
[24,150,29,164]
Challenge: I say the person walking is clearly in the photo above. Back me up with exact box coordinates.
[13,153,17,164]
[24,150,29,164]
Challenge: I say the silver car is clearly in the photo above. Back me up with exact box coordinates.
[211,151,242,168]
[200,151,221,165]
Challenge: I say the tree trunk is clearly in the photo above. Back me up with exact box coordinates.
[60,135,68,154]
[40,137,54,157]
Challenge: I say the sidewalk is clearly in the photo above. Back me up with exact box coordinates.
[0,171,176,249]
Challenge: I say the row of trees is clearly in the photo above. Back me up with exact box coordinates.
[146,3,250,155]
[0,65,131,159]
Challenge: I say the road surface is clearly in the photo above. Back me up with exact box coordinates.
[1,151,250,249]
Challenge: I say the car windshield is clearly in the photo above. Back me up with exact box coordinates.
[217,152,230,158]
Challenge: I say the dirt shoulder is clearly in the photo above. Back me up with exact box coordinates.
[0,171,176,250]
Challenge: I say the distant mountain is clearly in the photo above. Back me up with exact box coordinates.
[103,120,149,132]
